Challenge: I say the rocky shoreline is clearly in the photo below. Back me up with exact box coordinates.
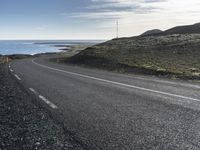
[0,64,83,150]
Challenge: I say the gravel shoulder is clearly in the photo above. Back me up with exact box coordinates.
[0,64,83,150]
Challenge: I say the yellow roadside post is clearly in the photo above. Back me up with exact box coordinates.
[2,56,10,64]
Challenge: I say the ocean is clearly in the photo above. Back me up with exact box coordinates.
[0,40,103,55]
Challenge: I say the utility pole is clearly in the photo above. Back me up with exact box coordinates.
[116,20,119,39]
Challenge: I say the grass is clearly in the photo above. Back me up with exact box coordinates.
[0,55,33,64]
[66,34,200,80]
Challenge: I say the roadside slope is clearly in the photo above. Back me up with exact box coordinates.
[67,34,200,80]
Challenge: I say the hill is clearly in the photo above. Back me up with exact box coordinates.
[141,29,162,36]
[162,23,200,35]
[67,34,200,80]
[143,23,200,36]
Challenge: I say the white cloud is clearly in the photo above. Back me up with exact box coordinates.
[63,0,200,38]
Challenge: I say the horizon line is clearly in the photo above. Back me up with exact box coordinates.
[0,39,108,41]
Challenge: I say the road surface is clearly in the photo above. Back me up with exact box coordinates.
[11,57,200,149]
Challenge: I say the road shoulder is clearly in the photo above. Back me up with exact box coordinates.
[0,64,83,150]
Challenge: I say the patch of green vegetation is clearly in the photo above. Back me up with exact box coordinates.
[8,54,33,60]
[67,34,200,80]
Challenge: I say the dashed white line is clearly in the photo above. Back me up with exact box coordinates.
[38,95,58,109]
[29,88,37,94]
[10,69,13,72]
[29,88,58,109]
[32,59,200,103]
[14,74,21,81]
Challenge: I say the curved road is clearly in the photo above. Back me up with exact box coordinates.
[10,57,200,149]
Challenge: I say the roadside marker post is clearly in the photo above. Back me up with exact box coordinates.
[2,56,9,64]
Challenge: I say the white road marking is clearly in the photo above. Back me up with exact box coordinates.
[14,74,21,81]
[124,74,200,90]
[29,88,37,94]
[9,63,13,72]
[29,88,58,109]
[32,59,200,102]
[38,95,58,109]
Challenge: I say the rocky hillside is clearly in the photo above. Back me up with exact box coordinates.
[143,23,200,36]
[67,34,200,80]
[162,23,200,35]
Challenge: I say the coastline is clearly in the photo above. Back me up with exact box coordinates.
[2,41,200,82]
[0,43,93,59]
[0,40,102,56]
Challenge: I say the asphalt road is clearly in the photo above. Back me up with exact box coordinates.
[11,57,200,149]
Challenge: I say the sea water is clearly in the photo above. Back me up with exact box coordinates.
[0,40,103,55]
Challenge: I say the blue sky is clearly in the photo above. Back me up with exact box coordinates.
[0,0,200,40]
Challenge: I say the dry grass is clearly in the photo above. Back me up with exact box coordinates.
[68,34,200,80]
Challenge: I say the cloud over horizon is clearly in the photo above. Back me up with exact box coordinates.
[63,0,200,38]
[1,0,200,39]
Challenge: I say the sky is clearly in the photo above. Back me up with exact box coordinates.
[0,0,200,40]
